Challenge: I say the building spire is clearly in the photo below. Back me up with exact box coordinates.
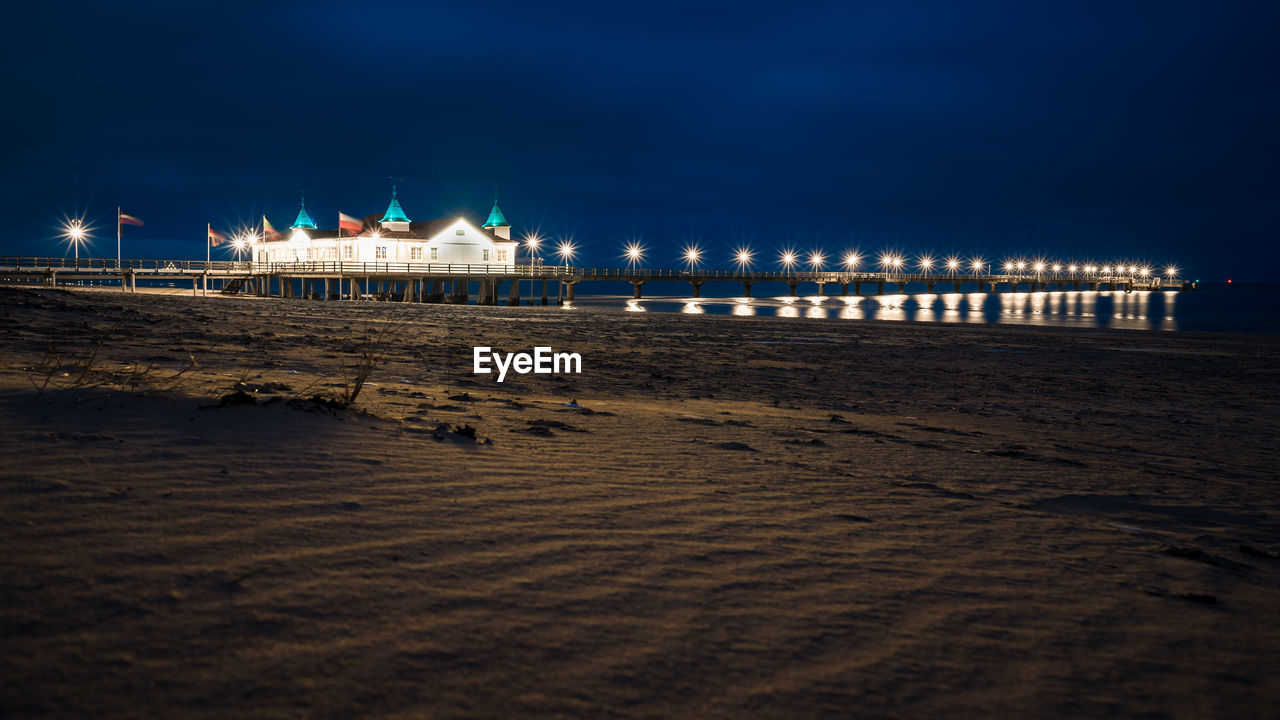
[483,195,509,229]
[291,191,317,229]
[380,179,411,224]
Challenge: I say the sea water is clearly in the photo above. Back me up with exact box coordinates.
[562,282,1280,333]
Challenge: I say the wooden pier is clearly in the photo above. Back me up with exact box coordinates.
[0,257,1197,305]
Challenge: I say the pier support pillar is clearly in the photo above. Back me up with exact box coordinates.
[788,282,798,297]
[541,279,548,306]
[742,282,753,298]
[566,283,576,302]
[926,282,935,293]
[129,273,136,293]
[691,282,702,298]
[816,282,825,296]
[853,282,861,295]
[876,282,884,295]
[632,281,644,299]
[840,283,848,296]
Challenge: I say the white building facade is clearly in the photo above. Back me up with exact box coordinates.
[255,194,519,268]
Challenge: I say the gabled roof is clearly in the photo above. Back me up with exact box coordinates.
[483,202,509,228]
[381,197,411,223]
[292,201,318,229]
[355,214,518,241]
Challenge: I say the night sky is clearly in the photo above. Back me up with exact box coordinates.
[3,1,1276,281]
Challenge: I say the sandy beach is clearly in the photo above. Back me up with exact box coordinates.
[2,285,1278,718]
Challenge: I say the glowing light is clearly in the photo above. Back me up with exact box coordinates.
[879,253,904,271]
[1165,265,1178,279]
[1102,265,1112,274]
[779,249,798,271]
[1033,262,1045,274]
[1086,265,1097,274]
[682,244,703,268]
[556,240,577,264]
[1128,265,1138,274]
[622,241,645,267]
[733,246,754,271]
[60,217,91,260]
[1140,267,1151,278]
[524,233,542,250]
[971,257,985,272]
[1068,264,1078,273]
[1016,260,1027,272]
[1003,261,1016,272]
[946,256,961,272]
[808,250,826,271]
[843,252,861,270]
[371,232,382,241]
[1052,264,1062,273]
[918,254,935,273]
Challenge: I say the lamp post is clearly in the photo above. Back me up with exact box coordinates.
[61,218,88,262]
[682,245,703,271]
[623,241,645,273]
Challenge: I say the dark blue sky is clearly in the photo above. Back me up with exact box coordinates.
[3,1,1276,280]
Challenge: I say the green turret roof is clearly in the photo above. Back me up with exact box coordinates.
[483,201,509,228]
[381,196,411,223]
[291,200,317,229]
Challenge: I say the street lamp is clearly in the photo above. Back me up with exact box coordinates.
[622,241,645,271]
[808,250,825,272]
[61,217,89,261]
[917,254,935,274]
[779,249,798,273]
[1165,265,1178,280]
[524,233,542,265]
[682,244,703,270]
[945,256,961,275]
[733,246,754,272]
[556,240,576,266]
[843,251,861,271]
[971,257,985,274]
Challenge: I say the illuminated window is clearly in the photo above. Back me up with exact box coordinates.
[344,246,352,259]
[410,247,422,260]
[497,250,507,262]
[430,247,438,261]
[483,249,490,261]
[376,246,387,259]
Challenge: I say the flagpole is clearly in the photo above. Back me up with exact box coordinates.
[207,222,211,265]
[116,206,121,270]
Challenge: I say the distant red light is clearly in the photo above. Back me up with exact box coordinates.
[1227,279,1233,284]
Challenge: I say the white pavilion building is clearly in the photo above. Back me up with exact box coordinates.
[255,193,519,267]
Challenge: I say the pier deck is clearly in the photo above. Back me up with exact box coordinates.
[0,256,1195,304]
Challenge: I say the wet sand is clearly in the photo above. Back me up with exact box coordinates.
[2,285,1279,718]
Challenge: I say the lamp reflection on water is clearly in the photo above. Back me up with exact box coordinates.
[625,300,646,312]
[682,301,704,314]
[912,294,938,323]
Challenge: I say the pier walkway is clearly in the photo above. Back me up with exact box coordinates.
[0,257,1195,305]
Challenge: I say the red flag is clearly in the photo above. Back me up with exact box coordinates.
[119,212,143,227]
[208,228,229,247]
[262,216,281,240]
[338,212,362,235]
